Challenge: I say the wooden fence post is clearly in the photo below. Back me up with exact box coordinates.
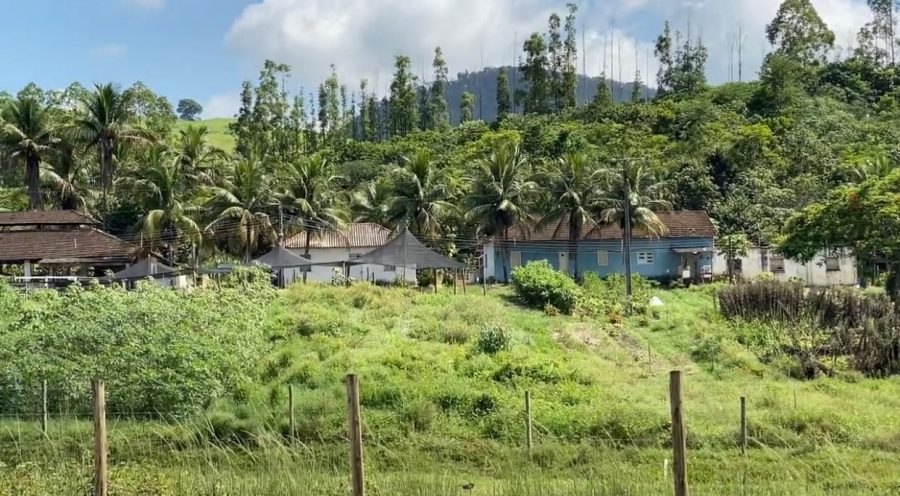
[740,396,747,455]
[288,385,295,441]
[41,380,48,437]
[346,374,365,496]
[525,391,533,454]
[92,379,108,496]
[669,371,688,496]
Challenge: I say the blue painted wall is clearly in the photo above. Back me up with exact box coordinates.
[493,237,715,282]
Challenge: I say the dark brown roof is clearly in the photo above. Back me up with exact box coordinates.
[506,211,716,241]
[0,228,135,263]
[285,223,392,249]
[0,210,97,227]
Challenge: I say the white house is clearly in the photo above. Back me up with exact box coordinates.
[713,247,858,286]
[282,223,417,284]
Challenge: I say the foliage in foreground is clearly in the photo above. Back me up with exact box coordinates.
[0,278,273,415]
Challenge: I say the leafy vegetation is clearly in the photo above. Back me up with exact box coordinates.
[2,283,900,494]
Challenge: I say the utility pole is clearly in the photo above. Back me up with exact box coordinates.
[623,162,633,314]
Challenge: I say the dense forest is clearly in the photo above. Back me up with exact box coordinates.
[0,0,898,292]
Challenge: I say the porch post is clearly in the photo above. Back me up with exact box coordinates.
[23,260,33,278]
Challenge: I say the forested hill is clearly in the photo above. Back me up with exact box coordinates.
[442,66,653,124]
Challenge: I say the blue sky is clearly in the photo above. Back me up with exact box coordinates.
[0,0,873,118]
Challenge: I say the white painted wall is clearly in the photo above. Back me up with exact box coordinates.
[713,248,858,287]
[484,242,496,282]
[282,247,418,285]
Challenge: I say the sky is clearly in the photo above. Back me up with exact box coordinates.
[0,0,876,118]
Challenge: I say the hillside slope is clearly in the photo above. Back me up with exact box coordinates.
[175,117,236,152]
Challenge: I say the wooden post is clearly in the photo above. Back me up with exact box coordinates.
[453,271,458,295]
[669,371,688,496]
[740,396,747,455]
[288,385,295,441]
[346,374,365,496]
[40,380,48,437]
[462,271,467,294]
[92,379,108,496]
[482,263,487,296]
[525,391,533,454]
[793,390,797,409]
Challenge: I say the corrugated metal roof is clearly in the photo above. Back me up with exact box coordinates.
[285,223,392,249]
[0,210,97,226]
[0,228,135,263]
[506,211,717,241]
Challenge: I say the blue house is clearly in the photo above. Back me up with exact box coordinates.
[484,211,717,283]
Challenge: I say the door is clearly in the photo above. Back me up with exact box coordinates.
[558,252,569,275]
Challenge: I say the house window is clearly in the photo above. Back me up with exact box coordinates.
[510,251,522,268]
[730,258,743,274]
[770,256,786,273]
[597,250,609,267]
[384,265,396,272]
[350,253,363,259]
[825,256,840,272]
[637,252,654,265]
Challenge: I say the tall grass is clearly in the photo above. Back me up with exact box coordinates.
[718,281,900,375]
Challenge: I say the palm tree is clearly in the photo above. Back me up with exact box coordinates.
[537,152,607,280]
[851,155,898,183]
[206,157,275,262]
[41,143,90,213]
[279,154,348,281]
[599,162,672,236]
[389,150,455,238]
[121,146,202,262]
[352,178,394,227]
[172,125,227,185]
[71,83,148,201]
[0,98,56,210]
[465,142,535,282]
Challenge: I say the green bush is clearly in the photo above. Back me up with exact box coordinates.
[511,261,581,314]
[473,324,511,355]
[0,280,271,416]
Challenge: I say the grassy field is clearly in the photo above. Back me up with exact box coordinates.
[175,117,236,152]
[1,282,899,494]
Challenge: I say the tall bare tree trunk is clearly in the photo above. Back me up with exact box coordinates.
[26,155,43,211]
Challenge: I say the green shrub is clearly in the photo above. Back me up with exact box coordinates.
[0,281,271,416]
[474,324,511,355]
[511,261,581,314]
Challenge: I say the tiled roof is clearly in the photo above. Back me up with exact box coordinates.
[285,223,392,249]
[506,211,717,241]
[0,228,136,263]
[0,210,97,226]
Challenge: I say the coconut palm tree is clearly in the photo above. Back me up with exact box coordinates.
[352,178,394,227]
[206,157,276,262]
[465,142,535,282]
[537,151,607,280]
[121,146,202,262]
[172,125,227,185]
[0,98,56,210]
[71,83,148,201]
[599,162,672,236]
[40,143,91,213]
[278,154,348,281]
[388,150,455,238]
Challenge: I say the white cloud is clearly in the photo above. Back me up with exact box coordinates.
[93,43,128,59]
[127,0,166,10]
[225,0,873,92]
[203,93,241,118]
